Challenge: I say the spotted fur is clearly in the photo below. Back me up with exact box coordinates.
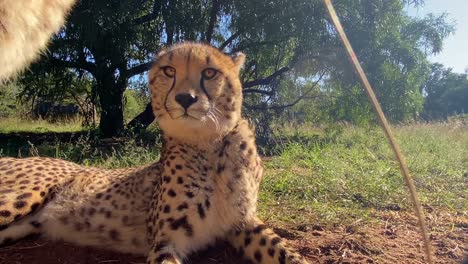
[0,0,77,82]
[0,42,308,264]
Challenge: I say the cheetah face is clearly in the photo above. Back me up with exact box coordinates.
[149,43,245,143]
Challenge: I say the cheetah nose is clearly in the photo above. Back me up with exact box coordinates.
[175,93,198,109]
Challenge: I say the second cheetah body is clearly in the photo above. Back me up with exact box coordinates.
[0,0,77,81]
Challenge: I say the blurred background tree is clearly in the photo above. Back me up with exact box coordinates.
[422,63,468,119]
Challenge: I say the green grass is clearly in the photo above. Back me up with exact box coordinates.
[0,120,466,227]
[0,117,84,133]
[0,131,162,168]
[257,122,467,226]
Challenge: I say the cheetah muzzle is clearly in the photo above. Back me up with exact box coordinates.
[0,42,309,264]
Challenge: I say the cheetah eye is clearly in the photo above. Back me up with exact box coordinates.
[162,66,176,78]
[202,68,218,80]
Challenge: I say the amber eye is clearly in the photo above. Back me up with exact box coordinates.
[202,68,218,80]
[162,66,176,77]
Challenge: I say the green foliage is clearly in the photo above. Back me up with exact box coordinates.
[320,1,452,123]
[14,0,456,136]
[123,89,148,122]
[18,63,93,105]
[17,0,169,136]
[422,63,468,119]
[241,0,454,130]
[0,82,24,118]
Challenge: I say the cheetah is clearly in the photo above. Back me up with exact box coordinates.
[0,42,309,264]
[0,0,77,81]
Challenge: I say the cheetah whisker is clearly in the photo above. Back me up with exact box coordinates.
[207,111,220,132]
[210,107,224,132]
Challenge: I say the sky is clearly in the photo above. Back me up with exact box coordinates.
[406,0,468,73]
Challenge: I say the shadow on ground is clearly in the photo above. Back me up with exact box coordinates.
[0,211,466,264]
[0,236,244,264]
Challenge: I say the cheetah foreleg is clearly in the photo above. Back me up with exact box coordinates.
[0,215,42,246]
[228,217,309,264]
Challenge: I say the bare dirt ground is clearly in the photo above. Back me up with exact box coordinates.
[0,210,466,264]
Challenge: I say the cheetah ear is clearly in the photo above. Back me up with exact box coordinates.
[157,49,169,58]
[231,52,246,71]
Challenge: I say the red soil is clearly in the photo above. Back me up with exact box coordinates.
[0,210,466,264]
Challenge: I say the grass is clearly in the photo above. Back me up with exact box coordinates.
[0,131,162,168]
[0,119,466,228]
[0,117,84,133]
[257,122,467,227]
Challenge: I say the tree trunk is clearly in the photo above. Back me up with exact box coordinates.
[127,102,155,132]
[96,72,125,137]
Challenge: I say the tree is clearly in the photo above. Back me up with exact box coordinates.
[132,0,454,128]
[21,0,454,136]
[37,0,163,136]
[318,1,454,122]
[422,63,468,119]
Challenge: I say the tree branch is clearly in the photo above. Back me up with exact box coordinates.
[127,102,155,131]
[242,88,273,96]
[220,12,272,51]
[219,30,242,50]
[244,71,326,110]
[50,58,97,75]
[240,60,256,83]
[132,0,161,25]
[205,0,221,43]
[243,67,290,88]
[232,40,277,53]
[126,61,154,77]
